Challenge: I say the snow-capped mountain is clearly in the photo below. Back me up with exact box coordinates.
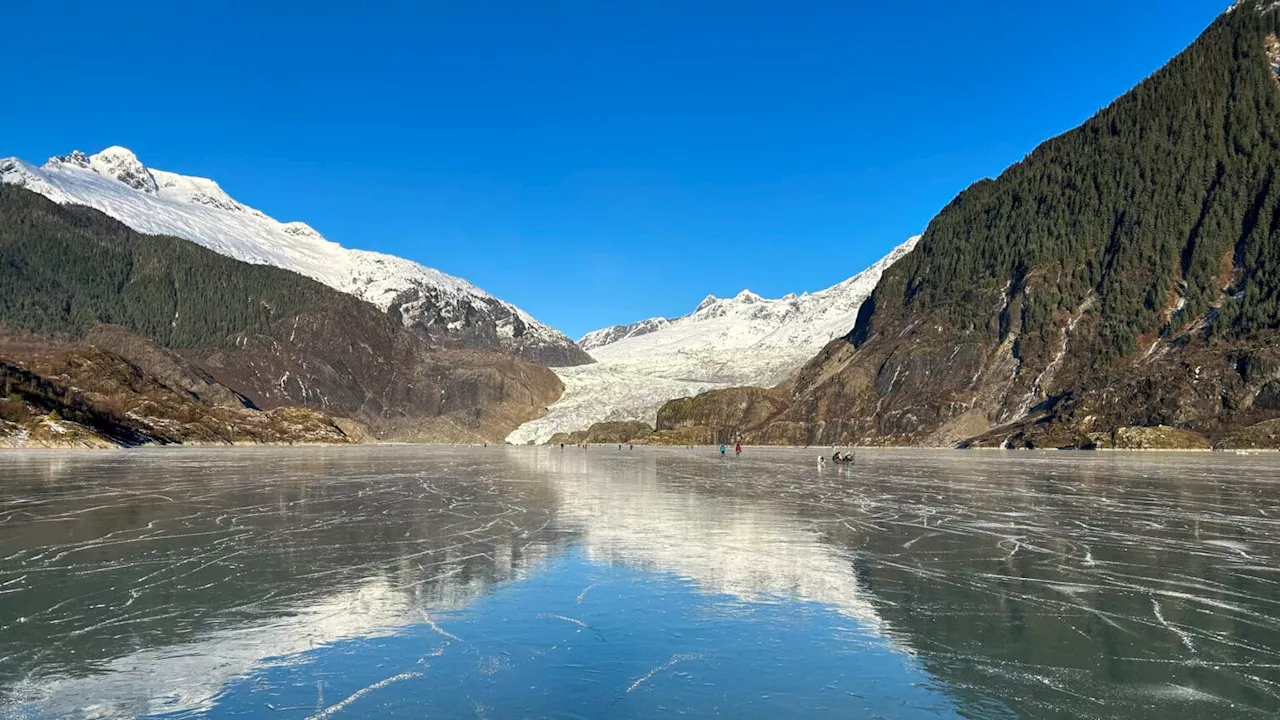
[507,237,919,443]
[0,147,591,366]
[585,237,919,385]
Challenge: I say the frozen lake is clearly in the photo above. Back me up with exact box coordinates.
[2,448,1280,719]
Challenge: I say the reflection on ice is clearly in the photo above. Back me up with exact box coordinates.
[0,449,566,719]
[510,450,885,631]
[12,577,416,718]
[2,447,1280,719]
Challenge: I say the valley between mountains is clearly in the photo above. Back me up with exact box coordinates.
[0,145,917,449]
[8,1,1280,450]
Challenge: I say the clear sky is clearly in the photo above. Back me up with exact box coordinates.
[2,0,1226,338]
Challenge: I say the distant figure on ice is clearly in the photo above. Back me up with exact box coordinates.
[735,442,742,456]
[830,450,855,465]
[720,444,727,456]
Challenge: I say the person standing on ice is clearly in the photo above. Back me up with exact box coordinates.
[720,444,727,456]
[735,442,742,456]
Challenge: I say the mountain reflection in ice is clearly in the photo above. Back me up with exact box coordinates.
[12,578,422,718]
[0,448,922,719]
[0,449,567,718]
[508,449,885,631]
[3,447,1280,719]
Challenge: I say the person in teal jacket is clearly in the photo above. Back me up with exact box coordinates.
[720,444,727,456]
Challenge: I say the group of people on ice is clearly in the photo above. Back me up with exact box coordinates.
[821,450,855,465]
[714,442,855,465]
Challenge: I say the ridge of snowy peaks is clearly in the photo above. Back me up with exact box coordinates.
[0,147,590,366]
[506,236,919,444]
[585,236,919,386]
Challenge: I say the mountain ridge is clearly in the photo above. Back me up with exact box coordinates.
[0,185,564,445]
[580,237,919,385]
[0,147,592,366]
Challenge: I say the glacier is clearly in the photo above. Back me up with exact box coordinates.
[507,237,920,444]
[0,147,587,365]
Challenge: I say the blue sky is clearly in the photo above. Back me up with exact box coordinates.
[3,1,1224,338]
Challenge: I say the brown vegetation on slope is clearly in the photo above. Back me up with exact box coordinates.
[0,335,351,448]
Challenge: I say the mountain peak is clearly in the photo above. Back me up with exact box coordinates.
[46,149,91,169]
[46,146,158,194]
[695,295,719,312]
[734,290,762,304]
[94,145,142,163]
[90,147,157,193]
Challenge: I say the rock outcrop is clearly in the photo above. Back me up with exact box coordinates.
[547,420,654,446]
[0,339,352,448]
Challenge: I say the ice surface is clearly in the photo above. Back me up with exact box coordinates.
[2,448,1280,719]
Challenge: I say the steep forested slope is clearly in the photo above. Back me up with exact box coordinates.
[659,2,1280,449]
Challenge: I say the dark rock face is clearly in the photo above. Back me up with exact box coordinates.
[0,338,351,448]
[651,6,1280,450]
[391,284,595,367]
[189,328,564,444]
[84,325,253,409]
[547,420,654,446]
[658,388,792,436]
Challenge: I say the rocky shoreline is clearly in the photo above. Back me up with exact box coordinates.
[533,416,1280,452]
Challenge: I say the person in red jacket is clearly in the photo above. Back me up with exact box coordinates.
[734,442,742,456]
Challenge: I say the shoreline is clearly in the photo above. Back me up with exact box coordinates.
[2,442,1275,453]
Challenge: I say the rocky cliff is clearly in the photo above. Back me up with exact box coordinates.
[0,334,353,448]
